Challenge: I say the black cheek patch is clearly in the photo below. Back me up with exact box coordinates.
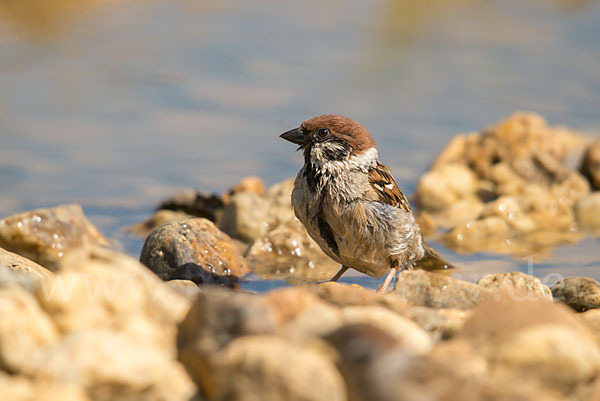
[322,140,351,162]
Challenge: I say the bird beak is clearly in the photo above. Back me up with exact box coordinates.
[280,127,307,146]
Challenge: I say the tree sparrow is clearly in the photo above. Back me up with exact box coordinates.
[280,115,452,293]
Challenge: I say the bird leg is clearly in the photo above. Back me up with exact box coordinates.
[329,265,350,282]
[376,267,398,294]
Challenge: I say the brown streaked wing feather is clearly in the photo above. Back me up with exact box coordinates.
[368,162,412,212]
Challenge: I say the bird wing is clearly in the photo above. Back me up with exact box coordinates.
[367,162,412,212]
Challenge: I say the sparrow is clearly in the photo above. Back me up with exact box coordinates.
[280,114,452,293]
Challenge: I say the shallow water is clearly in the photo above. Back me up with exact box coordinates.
[1,0,599,289]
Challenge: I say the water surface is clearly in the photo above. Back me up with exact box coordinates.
[1,0,599,288]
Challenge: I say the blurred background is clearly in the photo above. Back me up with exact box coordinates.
[1,0,599,284]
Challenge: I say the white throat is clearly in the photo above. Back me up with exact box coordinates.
[310,146,378,175]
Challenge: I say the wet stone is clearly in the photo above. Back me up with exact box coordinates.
[0,204,109,271]
[551,276,600,312]
[139,218,249,284]
[246,218,340,282]
[394,270,490,310]
[477,272,552,301]
[417,113,591,257]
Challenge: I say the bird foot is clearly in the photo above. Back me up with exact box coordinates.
[376,266,399,294]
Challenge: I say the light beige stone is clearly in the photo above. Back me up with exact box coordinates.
[0,286,58,372]
[27,330,196,401]
[416,163,479,212]
[341,306,432,354]
[215,335,346,401]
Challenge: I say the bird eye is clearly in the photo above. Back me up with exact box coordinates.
[317,128,330,138]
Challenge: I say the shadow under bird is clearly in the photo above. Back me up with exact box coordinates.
[280,114,453,293]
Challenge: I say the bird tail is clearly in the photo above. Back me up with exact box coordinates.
[415,241,455,271]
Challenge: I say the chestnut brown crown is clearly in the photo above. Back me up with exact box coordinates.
[281,114,376,155]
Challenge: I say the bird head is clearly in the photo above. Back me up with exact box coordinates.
[280,115,376,164]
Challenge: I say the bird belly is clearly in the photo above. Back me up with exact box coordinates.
[291,173,423,279]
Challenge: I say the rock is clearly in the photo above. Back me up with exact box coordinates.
[222,176,266,203]
[220,192,269,242]
[575,192,600,229]
[246,218,339,282]
[435,198,484,229]
[0,286,59,372]
[581,138,600,190]
[127,209,193,238]
[477,272,552,301]
[178,287,276,351]
[405,306,471,340]
[372,341,565,401]
[394,270,490,310]
[579,309,600,344]
[465,113,568,182]
[0,204,108,271]
[549,170,590,207]
[163,279,201,300]
[443,216,510,253]
[341,306,432,354]
[0,247,53,279]
[280,301,344,344]
[263,178,296,226]
[214,335,346,401]
[0,371,91,401]
[0,265,39,291]
[458,293,600,391]
[177,287,276,395]
[261,286,328,324]
[158,190,224,223]
[416,163,479,212]
[495,325,600,388]
[36,247,191,354]
[140,218,249,284]
[418,113,590,257]
[262,287,345,343]
[26,330,196,401]
[310,282,409,315]
[220,179,296,243]
[324,324,402,401]
[551,276,600,312]
[480,196,537,232]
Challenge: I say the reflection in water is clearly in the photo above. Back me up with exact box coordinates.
[0,0,599,289]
